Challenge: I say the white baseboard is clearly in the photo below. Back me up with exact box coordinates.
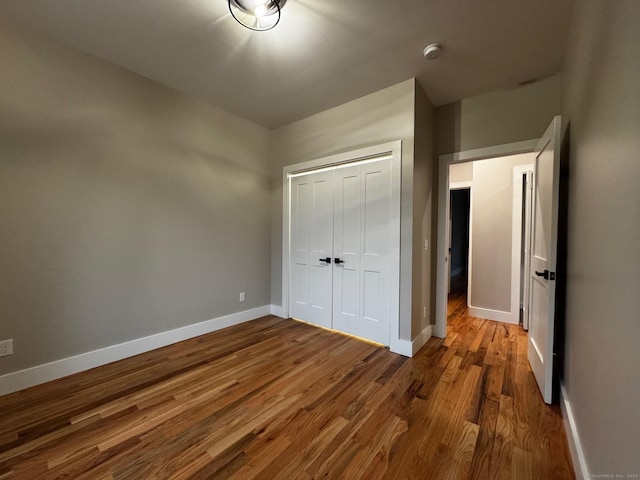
[270,304,286,318]
[468,306,518,324]
[390,339,412,357]
[560,382,590,480]
[0,305,272,397]
[411,325,432,355]
[390,325,432,358]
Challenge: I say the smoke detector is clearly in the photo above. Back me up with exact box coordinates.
[423,44,442,60]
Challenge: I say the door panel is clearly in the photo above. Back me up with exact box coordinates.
[289,170,334,328]
[308,172,334,327]
[333,159,392,344]
[363,170,382,255]
[530,280,547,359]
[362,271,380,320]
[359,161,392,344]
[528,115,561,404]
[290,180,311,321]
[333,164,362,336]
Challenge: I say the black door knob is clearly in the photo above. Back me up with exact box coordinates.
[334,258,345,265]
[319,257,331,263]
[535,270,549,280]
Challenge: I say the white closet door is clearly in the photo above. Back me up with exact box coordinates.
[332,163,361,337]
[289,170,334,328]
[333,159,392,344]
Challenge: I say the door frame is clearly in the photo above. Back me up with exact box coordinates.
[435,139,538,338]
[282,140,402,352]
[521,169,534,331]
[507,164,535,324]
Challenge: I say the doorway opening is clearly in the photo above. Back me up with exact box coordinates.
[436,118,562,405]
[446,166,534,328]
[448,187,470,296]
[436,140,539,337]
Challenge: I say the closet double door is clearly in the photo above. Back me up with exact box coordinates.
[289,158,393,346]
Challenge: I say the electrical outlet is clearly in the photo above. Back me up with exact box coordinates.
[423,306,427,318]
[424,240,429,250]
[0,339,13,357]
[239,292,245,302]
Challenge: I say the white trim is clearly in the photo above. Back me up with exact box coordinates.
[467,306,518,324]
[436,140,538,338]
[392,339,413,357]
[392,325,433,358]
[281,141,404,354]
[282,142,400,176]
[288,155,394,177]
[0,305,272,397]
[510,164,534,325]
[521,170,534,331]
[449,181,473,190]
[560,383,591,480]
[411,325,432,355]
[440,139,538,164]
[270,304,286,318]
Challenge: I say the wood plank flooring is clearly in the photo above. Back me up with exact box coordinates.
[0,294,575,479]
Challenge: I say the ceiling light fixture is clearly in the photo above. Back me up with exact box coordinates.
[228,0,287,31]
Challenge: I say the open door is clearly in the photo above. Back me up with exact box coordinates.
[528,115,561,404]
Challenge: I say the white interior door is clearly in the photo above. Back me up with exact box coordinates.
[528,115,561,404]
[333,159,392,345]
[289,170,334,329]
[332,163,361,337]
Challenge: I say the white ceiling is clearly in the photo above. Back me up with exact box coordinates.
[1,0,576,128]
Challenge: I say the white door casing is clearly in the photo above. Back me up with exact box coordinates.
[509,164,535,326]
[522,170,534,331]
[528,115,562,404]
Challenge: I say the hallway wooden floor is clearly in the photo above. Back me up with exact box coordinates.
[0,296,575,479]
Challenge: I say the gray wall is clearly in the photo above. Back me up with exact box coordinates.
[469,154,533,312]
[0,27,271,375]
[561,0,640,475]
[435,74,563,155]
[269,79,417,340]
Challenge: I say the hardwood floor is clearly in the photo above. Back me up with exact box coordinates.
[0,296,575,479]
